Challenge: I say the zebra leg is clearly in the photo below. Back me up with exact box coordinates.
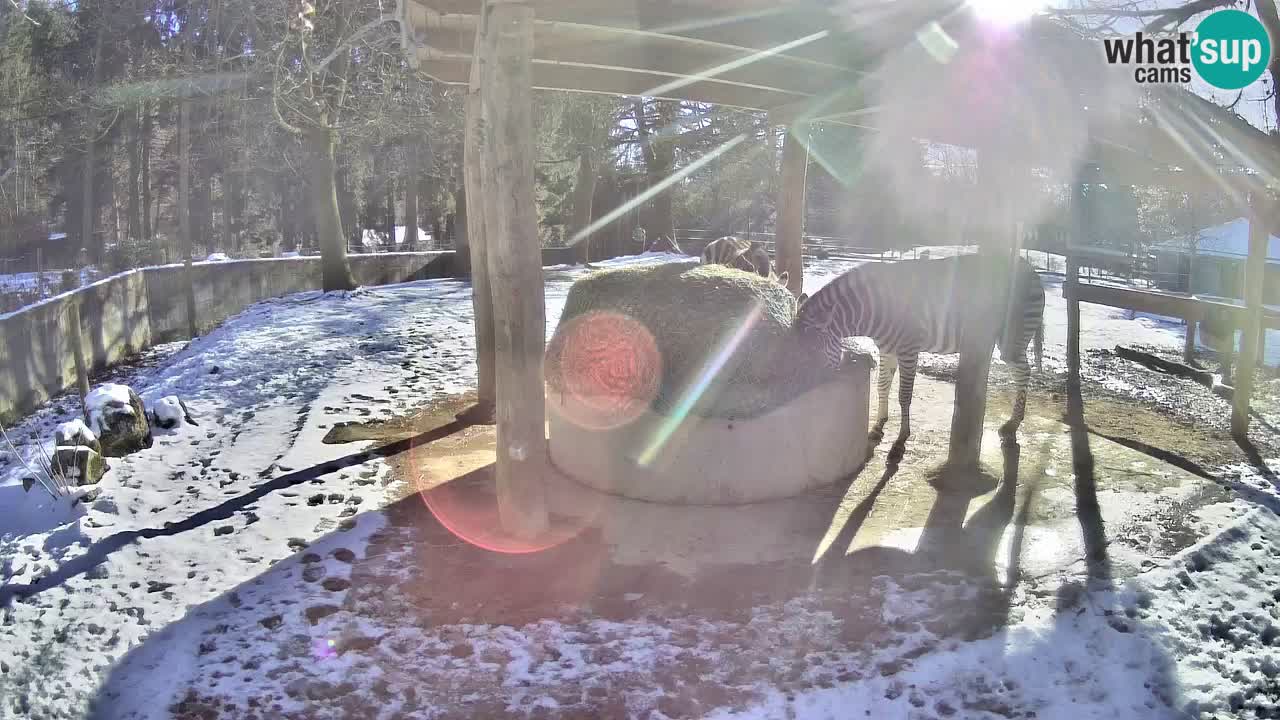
[1000,352,1032,441]
[888,352,918,462]
[871,353,897,442]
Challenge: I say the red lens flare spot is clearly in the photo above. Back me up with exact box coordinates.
[416,470,596,555]
[546,311,661,431]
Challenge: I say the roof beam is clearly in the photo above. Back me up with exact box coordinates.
[414,56,806,110]
[410,21,857,98]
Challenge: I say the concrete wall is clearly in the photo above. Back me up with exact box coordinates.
[548,359,872,505]
[0,249,584,424]
[1,270,151,425]
[145,252,456,342]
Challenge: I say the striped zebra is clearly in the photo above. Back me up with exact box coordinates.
[646,233,684,254]
[794,254,1045,460]
[701,236,788,286]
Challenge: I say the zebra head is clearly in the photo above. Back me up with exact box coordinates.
[793,313,844,370]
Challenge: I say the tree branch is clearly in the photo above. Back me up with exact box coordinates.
[1050,0,1237,32]
[7,0,40,26]
[314,16,397,73]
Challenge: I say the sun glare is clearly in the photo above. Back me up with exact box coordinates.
[967,0,1045,26]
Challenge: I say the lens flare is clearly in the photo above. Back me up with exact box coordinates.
[546,311,662,431]
[416,469,598,555]
[638,300,765,467]
[966,0,1044,27]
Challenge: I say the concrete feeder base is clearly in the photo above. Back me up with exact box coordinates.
[548,357,870,505]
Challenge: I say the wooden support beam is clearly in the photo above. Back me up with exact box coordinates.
[415,0,858,66]
[462,13,496,411]
[1232,208,1269,440]
[478,0,550,537]
[948,148,1012,468]
[774,125,808,297]
[414,56,806,111]
[408,19,854,97]
[1065,180,1087,426]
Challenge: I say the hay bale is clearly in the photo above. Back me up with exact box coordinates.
[546,261,835,420]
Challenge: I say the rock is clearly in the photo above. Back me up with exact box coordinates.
[305,605,340,625]
[86,384,153,458]
[54,419,100,453]
[21,477,34,493]
[149,395,198,429]
[53,446,107,486]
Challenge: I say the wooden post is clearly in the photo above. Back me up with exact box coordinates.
[1067,182,1085,382]
[67,301,90,422]
[36,248,44,300]
[463,14,496,411]
[774,124,808,297]
[478,0,549,537]
[1183,318,1197,364]
[1232,207,1268,440]
[948,148,1013,468]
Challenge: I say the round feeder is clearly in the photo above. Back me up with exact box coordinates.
[545,261,870,505]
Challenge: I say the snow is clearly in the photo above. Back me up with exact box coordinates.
[84,383,136,436]
[360,225,433,249]
[54,419,97,448]
[149,396,190,429]
[205,253,229,262]
[0,266,98,295]
[1,248,1277,719]
[1153,217,1280,262]
[713,506,1280,720]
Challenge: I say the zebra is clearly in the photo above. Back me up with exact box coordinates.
[793,254,1045,460]
[646,233,684,255]
[701,236,788,286]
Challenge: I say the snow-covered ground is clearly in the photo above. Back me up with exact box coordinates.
[0,267,98,294]
[2,251,1277,719]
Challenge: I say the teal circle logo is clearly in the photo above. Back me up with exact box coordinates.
[1193,10,1272,90]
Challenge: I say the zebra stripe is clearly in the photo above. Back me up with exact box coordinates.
[701,236,776,278]
[795,254,1046,457]
[700,236,793,291]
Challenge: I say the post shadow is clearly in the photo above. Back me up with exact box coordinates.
[1065,347,1112,588]
[815,431,1029,640]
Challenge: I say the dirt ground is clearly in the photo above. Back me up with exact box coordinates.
[181,348,1246,719]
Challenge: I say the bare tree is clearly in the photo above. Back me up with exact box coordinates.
[268,0,403,290]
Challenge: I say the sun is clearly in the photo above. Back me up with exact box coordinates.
[966,0,1045,26]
